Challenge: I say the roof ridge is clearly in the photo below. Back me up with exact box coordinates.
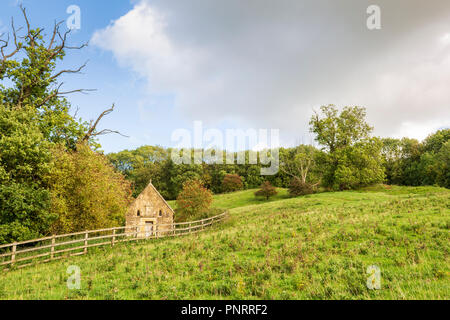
[147,181,175,213]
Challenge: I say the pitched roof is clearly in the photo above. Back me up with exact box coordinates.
[146,181,175,213]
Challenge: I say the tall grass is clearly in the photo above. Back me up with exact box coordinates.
[0,185,448,300]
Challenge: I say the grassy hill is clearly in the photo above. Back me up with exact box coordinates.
[0,185,449,299]
[168,188,290,210]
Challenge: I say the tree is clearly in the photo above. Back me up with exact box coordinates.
[0,104,57,243]
[176,179,213,222]
[254,181,278,200]
[0,6,91,150]
[222,174,244,192]
[0,8,130,242]
[47,143,133,234]
[310,105,384,190]
[289,177,315,197]
[280,145,321,185]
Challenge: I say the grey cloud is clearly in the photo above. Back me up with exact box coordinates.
[93,0,450,142]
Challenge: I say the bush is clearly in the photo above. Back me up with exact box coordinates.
[222,174,243,193]
[255,181,278,200]
[289,177,315,197]
[176,179,213,222]
[0,182,55,244]
[48,143,133,234]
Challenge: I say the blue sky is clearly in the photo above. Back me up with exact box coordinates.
[1,0,449,153]
[1,0,187,152]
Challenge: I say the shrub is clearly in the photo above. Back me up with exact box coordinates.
[222,174,243,193]
[255,181,278,200]
[48,143,133,234]
[176,179,213,221]
[289,177,315,197]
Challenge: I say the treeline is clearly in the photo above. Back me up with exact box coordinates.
[108,106,449,200]
[0,9,132,244]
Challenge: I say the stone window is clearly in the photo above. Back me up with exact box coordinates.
[159,209,162,217]
[137,210,141,217]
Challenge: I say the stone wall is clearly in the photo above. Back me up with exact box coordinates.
[125,183,174,237]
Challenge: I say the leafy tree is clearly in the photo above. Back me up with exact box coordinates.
[0,7,89,149]
[254,181,278,200]
[280,145,321,186]
[0,182,55,244]
[310,105,384,190]
[0,8,129,242]
[222,173,244,192]
[0,104,57,243]
[289,177,315,197]
[434,140,450,188]
[310,105,372,153]
[176,179,213,221]
[47,144,133,234]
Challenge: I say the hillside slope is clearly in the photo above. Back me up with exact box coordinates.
[0,186,449,299]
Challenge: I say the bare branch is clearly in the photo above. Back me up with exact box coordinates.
[57,88,96,95]
[20,5,30,35]
[65,42,89,50]
[0,17,22,61]
[94,129,129,138]
[50,60,88,80]
[82,104,129,142]
[48,20,64,50]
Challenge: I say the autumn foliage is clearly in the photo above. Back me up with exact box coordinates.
[176,179,213,221]
[48,143,133,234]
[222,174,244,193]
[254,181,278,200]
[289,177,315,197]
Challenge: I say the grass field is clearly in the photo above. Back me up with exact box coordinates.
[167,188,290,210]
[0,185,449,299]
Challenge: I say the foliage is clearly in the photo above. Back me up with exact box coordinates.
[381,129,450,188]
[0,104,57,243]
[47,144,133,234]
[280,145,321,185]
[288,177,315,197]
[0,182,55,244]
[222,174,244,193]
[254,181,278,200]
[0,9,130,242]
[0,9,89,150]
[176,179,213,222]
[310,105,385,190]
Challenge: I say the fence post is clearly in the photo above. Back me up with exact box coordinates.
[202,220,204,230]
[50,235,55,260]
[11,242,17,266]
[84,232,88,254]
[156,224,159,239]
[189,222,192,234]
[111,229,116,247]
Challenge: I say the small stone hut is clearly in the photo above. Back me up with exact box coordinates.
[125,181,174,238]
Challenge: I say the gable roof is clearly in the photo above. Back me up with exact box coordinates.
[146,181,175,214]
[132,180,175,214]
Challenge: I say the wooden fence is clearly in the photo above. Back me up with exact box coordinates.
[0,211,228,270]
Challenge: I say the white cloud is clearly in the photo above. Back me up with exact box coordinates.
[92,0,450,143]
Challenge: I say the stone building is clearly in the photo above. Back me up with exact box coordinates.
[125,181,174,238]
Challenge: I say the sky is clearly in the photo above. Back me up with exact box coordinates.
[1,0,449,153]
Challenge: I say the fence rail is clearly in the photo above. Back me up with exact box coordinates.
[0,211,228,270]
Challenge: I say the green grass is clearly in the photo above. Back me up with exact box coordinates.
[0,185,449,300]
[168,187,290,210]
